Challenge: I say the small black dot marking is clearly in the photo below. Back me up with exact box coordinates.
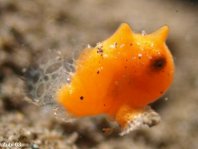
[80,96,84,100]
[97,47,103,54]
[97,70,100,74]
[130,43,133,46]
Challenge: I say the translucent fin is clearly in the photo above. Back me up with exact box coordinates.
[23,49,78,122]
[120,106,161,136]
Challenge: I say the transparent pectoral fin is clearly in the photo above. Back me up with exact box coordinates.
[115,105,161,136]
[23,50,77,122]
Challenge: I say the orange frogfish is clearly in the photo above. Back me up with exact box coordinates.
[25,23,174,135]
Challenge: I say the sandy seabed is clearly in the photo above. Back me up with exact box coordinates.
[0,0,198,149]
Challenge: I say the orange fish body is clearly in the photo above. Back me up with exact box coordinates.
[57,23,174,133]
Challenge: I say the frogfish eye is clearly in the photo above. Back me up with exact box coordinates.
[151,56,166,70]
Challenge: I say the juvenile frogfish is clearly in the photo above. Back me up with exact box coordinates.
[56,23,174,135]
[25,23,174,135]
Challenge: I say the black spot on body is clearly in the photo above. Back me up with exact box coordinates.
[97,47,103,54]
[97,70,100,74]
[80,96,84,100]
